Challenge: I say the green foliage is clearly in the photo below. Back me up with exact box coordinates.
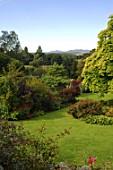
[49,93,61,111]
[0,75,18,119]
[21,46,31,64]
[52,54,63,65]
[16,76,62,119]
[33,66,47,77]
[24,65,47,77]
[26,77,54,112]
[42,63,69,91]
[30,57,44,67]
[0,120,65,170]
[83,115,113,125]
[106,99,113,107]
[62,55,75,78]
[30,45,46,67]
[16,104,31,120]
[0,63,62,120]
[0,30,21,53]
[7,59,25,80]
[35,45,43,55]
[76,59,85,80]
[24,65,35,75]
[67,99,104,118]
[82,15,113,93]
[0,60,26,120]
[0,53,12,73]
[70,59,78,79]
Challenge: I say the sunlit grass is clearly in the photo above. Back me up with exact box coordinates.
[18,101,113,165]
[77,93,113,101]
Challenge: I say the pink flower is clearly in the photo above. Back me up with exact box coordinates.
[88,157,96,164]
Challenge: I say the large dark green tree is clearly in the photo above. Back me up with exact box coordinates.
[0,31,21,53]
[42,63,69,91]
[82,15,113,93]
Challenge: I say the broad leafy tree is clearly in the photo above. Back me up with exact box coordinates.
[82,15,113,93]
[0,31,21,53]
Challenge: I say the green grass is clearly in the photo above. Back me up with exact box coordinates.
[18,102,113,165]
[77,92,113,101]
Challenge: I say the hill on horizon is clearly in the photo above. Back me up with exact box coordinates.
[47,49,90,55]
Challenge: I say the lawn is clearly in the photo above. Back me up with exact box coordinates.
[18,93,113,166]
[77,92,113,101]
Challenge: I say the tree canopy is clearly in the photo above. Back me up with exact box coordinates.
[42,63,69,91]
[82,15,113,93]
[0,31,21,52]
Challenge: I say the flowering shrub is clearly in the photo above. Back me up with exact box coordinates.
[16,103,31,120]
[59,87,80,107]
[71,80,81,88]
[15,77,62,119]
[67,99,104,118]
[0,120,69,170]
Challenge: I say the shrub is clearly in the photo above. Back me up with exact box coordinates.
[0,120,69,170]
[26,77,62,113]
[100,99,113,107]
[59,87,80,107]
[71,80,81,88]
[49,93,61,111]
[106,107,113,117]
[67,99,104,119]
[0,75,19,119]
[16,103,31,120]
[83,115,113,125]
[0,53,12,73]
[0,67,65,120]
[16,77,60,119]
[106,99,113,107]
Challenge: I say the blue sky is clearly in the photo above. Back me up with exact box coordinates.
[0,0,113,52]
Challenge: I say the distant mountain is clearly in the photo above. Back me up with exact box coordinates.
[48,50,63,54]
[48,49,90,55]
[66,49,90,55]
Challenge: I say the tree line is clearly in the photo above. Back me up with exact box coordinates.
[0,14,112,120]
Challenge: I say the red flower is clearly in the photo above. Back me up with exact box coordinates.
[88,157,96,164]
[23,104,30,108]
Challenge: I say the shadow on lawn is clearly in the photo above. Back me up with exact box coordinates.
[32,108,69,120]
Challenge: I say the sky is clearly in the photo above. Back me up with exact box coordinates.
[0,0,113,52]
